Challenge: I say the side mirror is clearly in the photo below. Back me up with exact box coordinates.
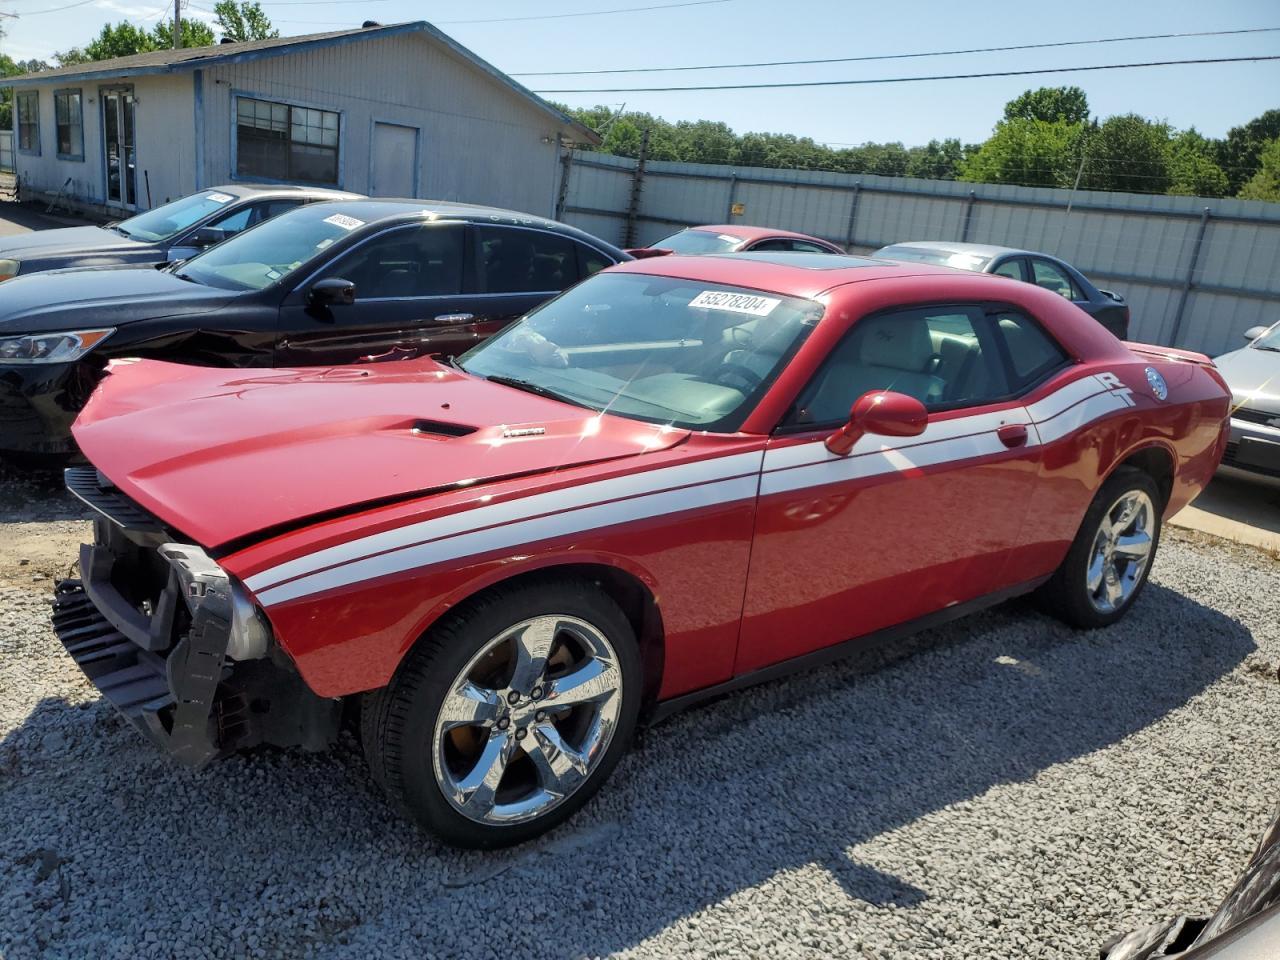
[188,225,227,249]
[825,390,928,456]
[308,277,356,307]
[1244,325,1268,342]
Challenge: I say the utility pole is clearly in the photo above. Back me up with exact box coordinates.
[173,0,182,49]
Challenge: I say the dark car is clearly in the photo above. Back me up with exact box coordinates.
[0,185,360,281]
[873,241,1130,339]
[0,199,630,466]
[628,224,845,258]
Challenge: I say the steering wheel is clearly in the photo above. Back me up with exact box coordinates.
[711,363,764,393]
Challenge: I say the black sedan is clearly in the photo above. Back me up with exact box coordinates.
[0,199,630,466]
[873,241,1130,339]
[0,184,359,281]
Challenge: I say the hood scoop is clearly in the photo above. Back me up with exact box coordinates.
[411,419,477,439]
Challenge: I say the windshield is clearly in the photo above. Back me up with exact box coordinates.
[651,230,743,255]
[176,204,366,291]
[1252,323,1280,351]
[459,272,822,431]
[875,245,991,272]
[116,190,241,243]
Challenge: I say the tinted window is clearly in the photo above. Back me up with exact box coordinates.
[1031,259,1082,300]
[577,242,614,278]
[236,97,340,186]
[479,227,579,293]
[748,238,795,252]
[790,240,837,254]
[991,310,1069,387]
[652,230,741,254]
[992,258,1024,281]
[119,191,242,243]
[789,307,1010,424]
[323,224,463,298]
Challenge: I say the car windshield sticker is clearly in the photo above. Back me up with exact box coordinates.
[323,214,365,231]
[264,269,281,281]
[718,234,741,244]
[688,290,781,316]
[206,192,234,204]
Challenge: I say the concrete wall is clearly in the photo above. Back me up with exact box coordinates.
[200,32,567,215]
[561,151,1280,357]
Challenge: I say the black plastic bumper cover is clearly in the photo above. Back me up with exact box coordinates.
[52,578,229,768]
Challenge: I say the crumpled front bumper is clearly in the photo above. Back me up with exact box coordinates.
[52,572,232,768]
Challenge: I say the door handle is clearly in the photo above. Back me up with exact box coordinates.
[432,313,474,324]
[997,423,1029,448]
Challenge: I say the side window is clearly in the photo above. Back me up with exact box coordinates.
[322,224,464,299]
[788,306,1010,425]
[747,238,793,252]
[790,240,836,254]
[992,258,1024,281]
[208,205,255,236]
[576,242,613,278]
[990,310,1069,389]
[1031,259,1082,300]
[479,227,580,294]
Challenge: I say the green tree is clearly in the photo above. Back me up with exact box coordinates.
[1237,137,1280,202]
[214,1,279,42]
[1003,86,1090,125]
[54,17,214,65]
[905,138,965,180]
[960,118,1084,188]
[1219,110,1280,194]
[152,19,216,49]
[1079,114,1170,194]
[1167,129,1228,197]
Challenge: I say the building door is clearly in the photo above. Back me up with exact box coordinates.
[370,122,417,197]
[101,87,137,209]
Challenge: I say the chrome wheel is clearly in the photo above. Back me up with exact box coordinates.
[1085,489,1156,614]
[431,615,624,826]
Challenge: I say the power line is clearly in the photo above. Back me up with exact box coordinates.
[534,55,1280,94]
[512,25,1280,76]
[264,0,733,17]
[6,0,96,14]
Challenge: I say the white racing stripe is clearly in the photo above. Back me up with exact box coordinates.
[248,372,1137,607]
[256,474,760,607]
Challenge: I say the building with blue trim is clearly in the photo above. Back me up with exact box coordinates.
[3,21,599,219]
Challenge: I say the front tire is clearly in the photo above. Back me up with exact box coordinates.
[1037,466,1162,629]
[362,578,641,849]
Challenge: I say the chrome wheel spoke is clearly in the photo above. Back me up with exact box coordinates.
[510,616,561,694]
[1103,564,1124,608]
[439,681,503,731]
[1113,531,1152,560]
[1086,552,1107,593]
[526,722,590,798]
[453,731,517,817]
[546,656,620,710]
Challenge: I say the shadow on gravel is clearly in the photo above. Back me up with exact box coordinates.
[0,580,1256,959]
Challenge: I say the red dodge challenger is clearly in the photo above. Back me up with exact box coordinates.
[54,253,1230,848]
[628,224,845,257]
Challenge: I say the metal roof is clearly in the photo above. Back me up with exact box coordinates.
[2,21,600,144]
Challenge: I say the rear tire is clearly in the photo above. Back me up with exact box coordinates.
[362,577,641,849]
[1037,466,1162,629]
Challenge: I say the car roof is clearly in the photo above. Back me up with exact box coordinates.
[612,251,968,299]
[208,183,363,201]
[878,240,1032,258]
[686,224,833,244]
[298,198,625,249]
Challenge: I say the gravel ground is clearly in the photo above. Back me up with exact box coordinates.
[1,477,1278,960]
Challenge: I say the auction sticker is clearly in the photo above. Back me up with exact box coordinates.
[688,290,781,316]
[206,192,234,204]
[323,214,365,231]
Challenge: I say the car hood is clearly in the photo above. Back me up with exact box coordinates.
[0,225,149,260]
[73,358,691,548]
[0,266,234,333]
[1215,346,1280,414]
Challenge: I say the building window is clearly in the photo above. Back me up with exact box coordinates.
[54,89,84,160]
[235,96,340,186]
[16,92,39,154]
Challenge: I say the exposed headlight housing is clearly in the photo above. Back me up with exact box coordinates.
[0,328,114,364]
[159,543,272,661]
[0,259,19,281]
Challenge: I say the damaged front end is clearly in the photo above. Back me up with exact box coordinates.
[52,466,341,767]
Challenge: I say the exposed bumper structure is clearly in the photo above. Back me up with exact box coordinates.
[52,467,342,767]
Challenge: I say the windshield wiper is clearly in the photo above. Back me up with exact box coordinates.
[484,374,594,410]
[173,271,200,284]
[447,354,466,372]
[113,225,132,239]
[1254,344,1280,353]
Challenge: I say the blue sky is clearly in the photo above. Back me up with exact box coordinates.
[3,0,1278,146]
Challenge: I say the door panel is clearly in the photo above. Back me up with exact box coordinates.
[275,222,482,366]
[735,304,1044,675]
[370,123,418,198]
[101,88,136,209]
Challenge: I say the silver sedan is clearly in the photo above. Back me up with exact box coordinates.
[1215,321,1280,486]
